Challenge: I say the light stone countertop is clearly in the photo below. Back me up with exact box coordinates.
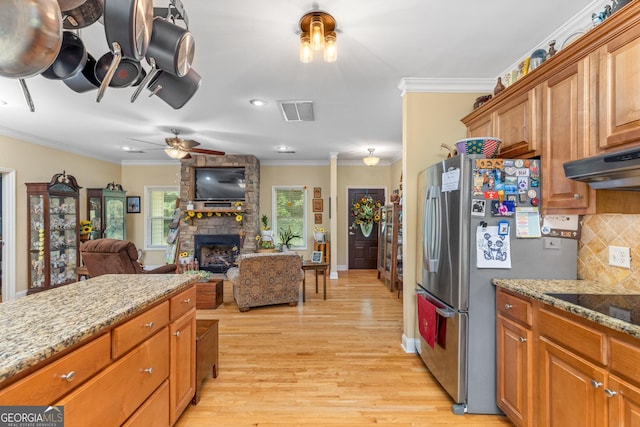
[493,279,640,339]
[0,274,194,385]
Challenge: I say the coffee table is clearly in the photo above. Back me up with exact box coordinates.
[301,260,328,301]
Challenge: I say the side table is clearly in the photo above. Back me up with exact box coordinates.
[301,260,328,301]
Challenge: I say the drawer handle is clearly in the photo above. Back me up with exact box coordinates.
[573,193,583,199]
[144,322,154,329]
[143,368,154,375]
[174,331,181,337]
[591,379,603,389]
[60,371,75,382]
[182,298,192,304]
[605,388,617,398]
[504,303,513,310]
[519,337,527,343]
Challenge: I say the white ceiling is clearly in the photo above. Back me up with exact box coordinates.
[0,0,605,165]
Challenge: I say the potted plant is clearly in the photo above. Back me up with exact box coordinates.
[279,225,301,251]
[260,214,273,242]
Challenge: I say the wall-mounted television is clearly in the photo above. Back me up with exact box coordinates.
[192,167,246,201]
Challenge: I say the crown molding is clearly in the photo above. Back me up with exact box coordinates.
[398,77,495,95]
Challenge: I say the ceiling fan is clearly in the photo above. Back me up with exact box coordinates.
[162,128,225,159]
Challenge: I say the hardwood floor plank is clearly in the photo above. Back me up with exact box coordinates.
[177,270,511,426]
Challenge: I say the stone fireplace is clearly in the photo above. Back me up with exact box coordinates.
[195,234,241,273]
[178,155,259,269]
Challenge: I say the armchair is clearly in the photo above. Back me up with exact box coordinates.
[80,238,177,277]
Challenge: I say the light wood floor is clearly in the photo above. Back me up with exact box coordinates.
[177,270,511,426]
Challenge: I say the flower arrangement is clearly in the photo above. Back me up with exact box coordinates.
[351,195,381,227]
[261,214,271,230]
[183,210,242,222]
[80,220,92,235]
[256,234,275,249]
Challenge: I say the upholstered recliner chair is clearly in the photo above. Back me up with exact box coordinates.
[80,238,177,277]
[226,252,303,311]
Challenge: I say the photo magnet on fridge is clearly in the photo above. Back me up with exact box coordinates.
[491,200,515,216]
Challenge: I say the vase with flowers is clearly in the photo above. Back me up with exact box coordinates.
[80,220,92,242]
[260,214,273,242]
[351,195,382,238]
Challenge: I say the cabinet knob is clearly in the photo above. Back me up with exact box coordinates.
[144,322,154,328]
[182,298,192,304]
[60,371,75,382]
[591,379,603,389]
[605,388,618,398]
[143,368,154,375]
[174,331,181,337]
[573,194,583,199]
[504,303,513,310]
[519,337,527,343]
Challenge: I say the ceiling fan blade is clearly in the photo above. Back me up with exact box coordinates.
[189,147,225,156]
[180,139,200,149]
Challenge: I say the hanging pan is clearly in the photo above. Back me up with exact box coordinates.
[147,68,201,109]
[95,51,145,88]
[97,0,153,102]
[63,53,100,93]
[41,31,88,80]
[61,0,103,29]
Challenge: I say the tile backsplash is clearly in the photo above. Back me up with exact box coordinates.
[579,214,640,291]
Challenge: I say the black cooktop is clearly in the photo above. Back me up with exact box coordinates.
[546,293,640,325]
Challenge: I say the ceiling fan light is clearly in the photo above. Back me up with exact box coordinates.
[164,148,188,159]
[363,148,380,167]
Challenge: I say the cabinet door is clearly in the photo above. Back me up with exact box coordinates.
[88,194,102,240]
[541,60,593,213]
[598,26,640,150]
[608,375,640,427]
[104,196,125,240]
[496,315,533,427]
[538,337,607,427]
[169,309,196,425]
[466,114,494,139]
[494,88,541,158]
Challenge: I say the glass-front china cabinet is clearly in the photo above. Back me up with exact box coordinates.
[87,185,126,240]
[26,172,81,294]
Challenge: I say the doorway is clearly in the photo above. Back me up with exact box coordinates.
[348,188,385,269]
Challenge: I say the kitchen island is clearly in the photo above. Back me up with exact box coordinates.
[493,278,640,427]
[0,274,196,426]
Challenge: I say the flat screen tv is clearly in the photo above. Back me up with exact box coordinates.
[193,167,246,201]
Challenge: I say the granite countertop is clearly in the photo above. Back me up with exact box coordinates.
[493,279,640,339]
[0,274,194,385]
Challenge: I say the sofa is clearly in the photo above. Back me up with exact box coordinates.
[226,252,304,311]
[80,238,177,277]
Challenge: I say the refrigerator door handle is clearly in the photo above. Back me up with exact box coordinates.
[435,306,457,318]
[424,185,441,272]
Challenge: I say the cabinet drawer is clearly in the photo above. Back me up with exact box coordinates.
[538,307,607,365]
[497,290,532,326]
[58,327,169,427]
[123,379,169,427]
[170,285,196,321]
[112,301,169,359]
[609,335,640,386]
[0,333,111,405]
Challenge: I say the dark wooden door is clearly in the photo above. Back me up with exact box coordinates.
[348,188,385,269]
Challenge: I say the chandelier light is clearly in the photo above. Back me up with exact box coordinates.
[363,148,380,167]
[299,11,337,63]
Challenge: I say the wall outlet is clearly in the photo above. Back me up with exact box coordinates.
[609,245,631,268]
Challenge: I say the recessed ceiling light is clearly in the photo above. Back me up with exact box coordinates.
[121,146,133,151]
[276,145,296,153]
[249,99,267,107]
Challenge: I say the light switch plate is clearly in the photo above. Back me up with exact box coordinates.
[609,245,631,268]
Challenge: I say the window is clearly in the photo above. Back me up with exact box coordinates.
[145,186,179,249]
[272,186,307,249]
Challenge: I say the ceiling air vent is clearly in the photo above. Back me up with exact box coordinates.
[279,101,314,122]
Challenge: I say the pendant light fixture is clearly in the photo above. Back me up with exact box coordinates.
[363,148,380,167]
[299,11,337,63]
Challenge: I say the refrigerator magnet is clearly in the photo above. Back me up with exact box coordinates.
[498,220,510,236]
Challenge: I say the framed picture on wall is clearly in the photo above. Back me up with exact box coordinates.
[313,198,323,212]
[314,213,322,224]
[313,187,322,198]
[127,196,141,213]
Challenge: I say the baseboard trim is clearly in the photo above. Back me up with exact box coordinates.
[402,334,418,354]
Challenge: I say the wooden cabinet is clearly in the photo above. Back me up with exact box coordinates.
[376,206,387,280]
[87,187,126,240]
[541,59,594,214]
[26,172,81,294]
[377,203,402,291]
[496,290,534,426]
[607,375,640,426]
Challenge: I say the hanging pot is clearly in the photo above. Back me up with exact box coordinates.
[41,31,88,80]
[61,0,103,29]
[58,0,87,10]
[145,17,195,77]
[95,51,144,88]
[98,0,153,101]
[0,0,63,78]
[147,68,201,109]
[63,53,100,93]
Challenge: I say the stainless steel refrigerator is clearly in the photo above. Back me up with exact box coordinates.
[415,153,577,415]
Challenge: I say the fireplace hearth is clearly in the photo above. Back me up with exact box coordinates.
[194,235,241,274]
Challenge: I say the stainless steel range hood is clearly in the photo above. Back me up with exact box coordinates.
[564,146,640,190]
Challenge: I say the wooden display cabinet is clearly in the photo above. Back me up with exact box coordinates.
[87,187,127,240]
[377,203,402,292]
[26,172,81,294]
